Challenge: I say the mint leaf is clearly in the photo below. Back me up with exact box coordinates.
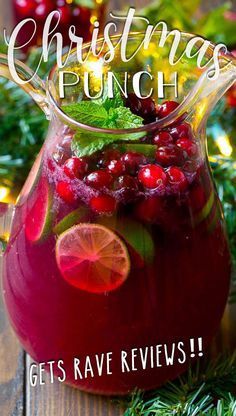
[96,81,124,110]
[62,102,108,127]
[108,107,143,129]
[72,132,120,157]
[63,96,144,157]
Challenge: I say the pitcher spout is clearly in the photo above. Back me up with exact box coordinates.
[189,52,236,131]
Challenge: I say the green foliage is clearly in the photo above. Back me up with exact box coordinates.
[74,0,96,9]
[123,353,236,415]
[137,0,236,46]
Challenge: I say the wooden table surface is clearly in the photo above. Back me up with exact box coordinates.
[0,1,236,415]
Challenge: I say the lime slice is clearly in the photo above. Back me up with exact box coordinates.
[53,206,88,235]
[100,217,155,265]
[56,223,130,293]
[114,144,156,158]
[25,177,52,243]
[194,191,214,225]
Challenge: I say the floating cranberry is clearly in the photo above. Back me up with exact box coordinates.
[157,101,179,118]
[136,196,164,223]
[98,149,121,168]
[63,157,88,179]
[85,170,113,189]
[155,145,186,167]
[176,138,198,157]
[169,122,192,140]
[56,181,75,203]
[126,93,156,121]
[138,164,167,189]
[107,160,125,176]
[153,131,174,147]
[121,151,146,174]
[167,167,188,192]
[114,175,139,191]
[47,158,56,172]
[90,195,117,214]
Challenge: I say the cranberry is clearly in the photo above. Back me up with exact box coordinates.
[47,158,56,172]
[167,167,188,192]
[56,181,75,203]
[138,164,167,189]
[114,175,139,191]
[126,93,156,122]
[63,157,88,179]
[90,195,117,214]
[121,151,146,174]
[98,149,121,168]
[169,122,192,140]
[85,170,113,189]
[107,160,125,176]
[155,145,186,167]
[153,131,174,147]
[136,196,164,223]
[176,138,198,157]
[157,101,179,118]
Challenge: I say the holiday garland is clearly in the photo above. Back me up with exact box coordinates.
[123,353,236,415]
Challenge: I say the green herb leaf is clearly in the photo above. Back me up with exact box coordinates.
[71,132,117,157]
[62,102,108,127]
[63,100,144,157]
[96,81,124,110]
[108,107,143,129]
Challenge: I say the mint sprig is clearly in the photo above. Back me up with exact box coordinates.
[62,95,144,157]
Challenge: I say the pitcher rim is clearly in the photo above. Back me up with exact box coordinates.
[47,31,234,134]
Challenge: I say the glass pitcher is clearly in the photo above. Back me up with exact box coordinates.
[0,32,235,395]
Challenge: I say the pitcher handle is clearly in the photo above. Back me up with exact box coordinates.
[0,54,50,259]
[0,53,50,118]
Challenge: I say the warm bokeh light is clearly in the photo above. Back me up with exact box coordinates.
[0,186,10,202]
[84,58,105,78]
[216,135,233,157]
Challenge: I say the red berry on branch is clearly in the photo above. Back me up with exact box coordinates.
[56,1,71,25]
[14,0,34,16]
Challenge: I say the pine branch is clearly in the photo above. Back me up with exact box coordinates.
[123,353,236,415]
